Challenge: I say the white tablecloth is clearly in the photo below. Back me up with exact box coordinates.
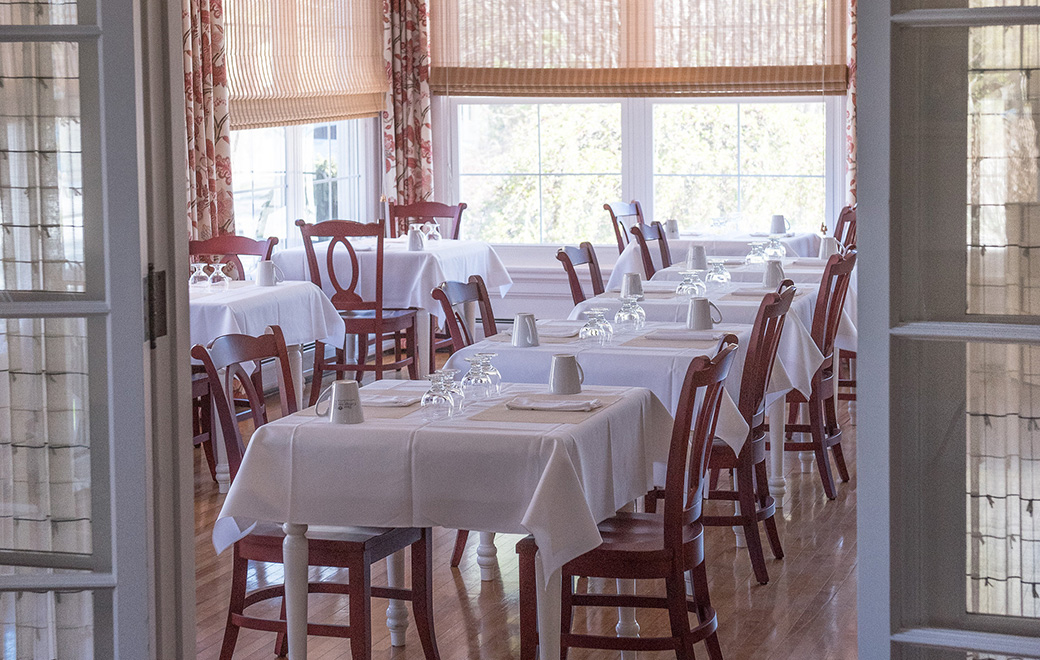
[445,322,776,453]
[606,232,823,290]
[272,238,513,322]
[189,280,345,348]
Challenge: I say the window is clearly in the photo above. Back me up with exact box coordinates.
[441,97,840,245]
[230,118,378,248]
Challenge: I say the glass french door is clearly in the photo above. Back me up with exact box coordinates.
[1,0,154,656]
[860,1,1040,658]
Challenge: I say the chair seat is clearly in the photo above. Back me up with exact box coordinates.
[340,308,417,334]
[558,512,704,578]
[708,437,738,468]
[241,522,424,566]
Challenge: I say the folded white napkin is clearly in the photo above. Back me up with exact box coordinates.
[719,259,746,266]
[791,258,828,267]
[644,329,725,341]
[749,231,795,237]
[639,281,680,293]
[505,397,603,412]
[729,288,775,297]
[360,394,423,407]
[504,321,583,338]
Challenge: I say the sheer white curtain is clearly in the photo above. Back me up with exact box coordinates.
[0,5,94,654]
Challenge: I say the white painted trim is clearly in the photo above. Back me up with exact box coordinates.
[892,628,1040,656]
[892,7,1040,26]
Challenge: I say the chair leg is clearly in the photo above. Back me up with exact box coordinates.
[411,529,441,660]
[218,546,247,660]
[517,544,539,660]
[689,562,724,660]
[832,441,851,483]
[737,463,769,585]
[406,321,419,380]
[708,467,721,493]
[348,555,373,660]
[664,571,693,660]
[809,393,838,499]
[824,393,851,483]
[429,316,438,369]
[560,574,573,660]
[785,399,800,441]
[450,530,469,567]
[201,439,217,482]
[309,341,326,407]
[755,460,784,560]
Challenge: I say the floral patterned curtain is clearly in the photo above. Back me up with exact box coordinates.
[846,0,857,205]
[383,0,434,237]
[183,0,234,241]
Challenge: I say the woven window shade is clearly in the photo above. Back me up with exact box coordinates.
[225,0,388,130]
[430,0,847,97]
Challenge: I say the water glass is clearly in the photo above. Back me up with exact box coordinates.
[460,357,494,401]
[421,372,458,420]
[189,262,209,288]
[439,368,465,410]
[475,353,502,395]
[613,296,646,334]
[764,237,785,260]
[208,262,232,291]
[705,259,732,289]
[744,242,768,266]
[675,270,707,298]
[579,308,614,346]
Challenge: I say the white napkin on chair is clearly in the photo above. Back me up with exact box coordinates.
[505,397,603,412]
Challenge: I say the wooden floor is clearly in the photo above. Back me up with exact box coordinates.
[195,390,858,659]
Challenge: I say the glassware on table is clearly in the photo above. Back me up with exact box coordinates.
[764,237,786,261]
[460,357,494,401]
[613,296,646,334]
[710,215,728,234]
[475,352,502,395]
[208,262,232,291]
[189,262,210,288]
[439,368,465,409]
[744,242,768,267]
[705,259,732,290]
[579,308,614,346]
[421,372,459,420]
[674,270,707,298]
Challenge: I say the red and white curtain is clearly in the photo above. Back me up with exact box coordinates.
[383,0,434,237]
[846,0,857,206]
[183,0,235,241]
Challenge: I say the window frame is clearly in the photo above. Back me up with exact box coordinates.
[432,94,847,248]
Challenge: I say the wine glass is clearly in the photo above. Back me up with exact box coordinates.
[189,262,209,288]
[675,270,706,298]
[744,242,768,267]
[475,353,502,395]
[208,262,232,291]
[579,308,614,346]
[460,357,494,401]
[613,296,646,334]
[764,237,785,260]
[439,368,465,410]
[705,259,732,290]
[421,372,457,420]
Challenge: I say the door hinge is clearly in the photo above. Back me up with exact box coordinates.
[144,264,167,348]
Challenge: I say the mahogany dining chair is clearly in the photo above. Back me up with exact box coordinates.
[188,234,278,280]
[604,200,644,254]
[834,204,857,250]
[516,339,739,660]
[297,219,420,403]
[389,201,466,240]
[430,275,498,567]
[783,249,858,499]
[191,326,440,660]
[631,220,673,279]
[557,242,605,306]
[834,205,857,403]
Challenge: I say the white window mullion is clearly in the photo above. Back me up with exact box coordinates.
[622,98,653,224]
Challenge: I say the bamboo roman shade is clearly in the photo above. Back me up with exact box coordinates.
[225,0,387,130]
[430,0,847,97]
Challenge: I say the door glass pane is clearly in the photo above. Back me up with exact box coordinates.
[967,24,1040,315]
[0,317,91,555]
[0,0,78,25]
[0,590,93,658]
[896,643,1040,660]
[0,41,84,293]
[966,342,1040,619]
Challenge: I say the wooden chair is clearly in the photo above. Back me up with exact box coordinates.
[516,339,739,660]
[783,250,857,499]
[604,200,644,254]
[834,205,857,250]
[557,242,605,306]
[429,275,498,567]
[191,370,215,481]
[834,206,857,402]
[191,326,440,660]
[631,220,673,279]
[189,234,278,280]
[297,219,419,403]
[389,201,466,240]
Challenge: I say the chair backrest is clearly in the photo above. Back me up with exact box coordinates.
[630,221,672,279]
[604,200,644,254]
[834,205,856,249]
[737,281,797,439]
[810,249,857,362]
[556,242,605,305]
[296,219,385,315]
[663,338,739,552]
[188,235,278,280]
[190,325,297,481]
[389,201,466,240]
[430,275,498,350]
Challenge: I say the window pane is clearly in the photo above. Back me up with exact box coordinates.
[741,176,826,234]
[0,42,84,293]
[740,103,825,176]
[458,105,539,174]
[459,175,540,242]
[0,317,91,555]
[0,0,77,25]
[230,127,288,242]
[654,104,739,175]
[966,342,1040,619]
[541,174,621,244]
[0,590,93,658]
[655,175,739,230]
[539,104,621,174]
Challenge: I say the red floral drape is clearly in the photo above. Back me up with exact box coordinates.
[846,0,857,205]
[383,0,434,236]
[184,0,234,241]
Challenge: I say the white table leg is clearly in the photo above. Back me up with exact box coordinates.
[416,309,432,377]
[477,532,498,581]
[283,523,309,660]
[212,366,231,493]
[284,343,304,411]
[385,550,408,646]
[615,502,639,642]
[799,451,815,473]
[767,397,787,509]
[535,553,562,660]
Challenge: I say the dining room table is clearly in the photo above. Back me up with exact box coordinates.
[213,378,694,660]
[190,279,346,492]
[272,237,513,375]
[606,230,823,290]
